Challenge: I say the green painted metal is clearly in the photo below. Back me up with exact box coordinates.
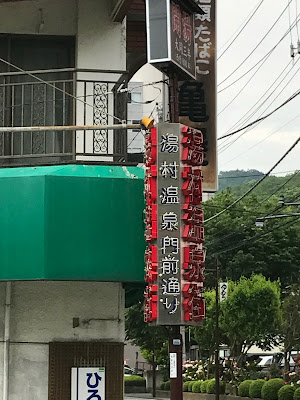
[0,165,145,282]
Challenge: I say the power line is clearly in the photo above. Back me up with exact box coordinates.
[218,0,293,87]
[204,134,300,224]
[205,172,300,247]
[220,58,293,138]
[218,60,300,155]
[217,0,265,60]
[217,12,300,93]
[0,56,125,123]
[218,169,299,179]
[207,190,300,251]
[220,109,300,165]
[210,215,300,257]
[218,88,300,141]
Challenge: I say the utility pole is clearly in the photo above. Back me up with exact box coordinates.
[215,259,220,400]
[168,69,183,400]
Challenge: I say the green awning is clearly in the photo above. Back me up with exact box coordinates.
[0,164,145,282]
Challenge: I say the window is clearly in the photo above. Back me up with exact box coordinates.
[128,92,142,103]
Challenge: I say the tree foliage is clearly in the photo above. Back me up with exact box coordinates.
[203,188,300,289]
[125,302,169,367]
[192,275,281,363]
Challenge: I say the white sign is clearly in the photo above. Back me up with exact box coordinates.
[219,282,228,302]
[71,367,105,400]
[170,353,177,378]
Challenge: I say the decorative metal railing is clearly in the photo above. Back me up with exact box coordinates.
[0,68,129,166]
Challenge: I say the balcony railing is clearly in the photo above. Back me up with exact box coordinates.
[0,68,131,167]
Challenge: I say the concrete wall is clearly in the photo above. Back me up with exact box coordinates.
[77,0,126,71]
[0,281,125,400]
[0,0,76,36]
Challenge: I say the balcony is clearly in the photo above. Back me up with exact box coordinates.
[0,68,132,167]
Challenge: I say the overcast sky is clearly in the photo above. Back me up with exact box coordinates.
[217,0,300,174]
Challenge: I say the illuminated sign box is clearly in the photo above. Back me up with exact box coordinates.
[146,0,204,79]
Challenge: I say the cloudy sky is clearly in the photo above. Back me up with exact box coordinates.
[217,0,300,174]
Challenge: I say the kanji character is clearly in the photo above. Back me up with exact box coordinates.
[162,297,180,314]
[161,212,178,231]
[160,186,179,204]
[160,133,179,153]
[160,161,179,179]
[161,277,180,295]
[161,236,179,254]
[161,255,179,275]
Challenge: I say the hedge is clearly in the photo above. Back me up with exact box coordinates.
[250,379,265,398]
[294,388,300,400]
[192,381,203,393]
[124,375,146,387]
[239,380,254,397]
[188,381,195,392]
[278,385,295,400]
[201,380,209,393]
[206,379,226,395]
[262,378,284,400]
[183,381,190,392]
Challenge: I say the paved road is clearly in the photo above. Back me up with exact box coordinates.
[125,394,168,400]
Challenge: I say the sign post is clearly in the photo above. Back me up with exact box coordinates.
[71,367,105,400]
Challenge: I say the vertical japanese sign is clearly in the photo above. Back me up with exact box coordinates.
[179,0,217,192]
[144,123,205,326]
[71,367,105,400]
[170,0,196,79]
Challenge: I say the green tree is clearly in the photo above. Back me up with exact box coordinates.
[221,275,281,364]
[192,275,281,367]
[280,285,300,372]
[125,302,170,391]
[203,190,300,288]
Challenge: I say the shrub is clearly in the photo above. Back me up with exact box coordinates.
[262,378,284,400]
[188,381,195,392]
[206,379,226,394]
[250,379,265,398]
[294,388,300,400]
[124,375,145,387]
[201,380,209,393]
[164,381,170,391]
[183,381,190,392]
[239,380,254,397]
[278,385,295,400]
[192,381,203,393]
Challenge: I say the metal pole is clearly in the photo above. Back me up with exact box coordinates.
[169,327,183,400]
[215,259,220,400]
[0,123,142,133]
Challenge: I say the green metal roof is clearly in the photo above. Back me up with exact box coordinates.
[0,164,145,282]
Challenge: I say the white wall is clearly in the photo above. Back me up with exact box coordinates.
[0,281,125,400]
[77,0,126,71]
[0,0,76,36]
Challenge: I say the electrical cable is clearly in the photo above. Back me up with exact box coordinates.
[204,134,300,224]
[217,12,300,93]
[217,87,300,141]
[218,0,293,87]
[220,59,293,138]
[211,215,300,257]
[220,108,300,166]
[218,61,300,155]
[218,169,298,179]
[217,0,265,60]
[288,0,294,44]
[206,191,300,251]
[297,0,300,40]
[205,172,300,246]
[0,56,125,123]
[260,170,300,203]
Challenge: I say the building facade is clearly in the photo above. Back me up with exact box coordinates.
[0,0,148,399]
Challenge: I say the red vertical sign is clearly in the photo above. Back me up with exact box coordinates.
[144,123,205,326]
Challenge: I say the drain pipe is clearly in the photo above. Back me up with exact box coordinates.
[3,282,11,400]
